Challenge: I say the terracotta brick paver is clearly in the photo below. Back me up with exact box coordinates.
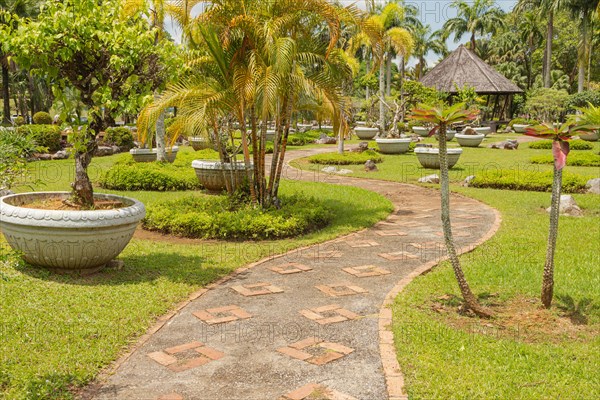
[89,147,499,400]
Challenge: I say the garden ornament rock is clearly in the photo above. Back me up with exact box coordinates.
[546,195,583,217]
[315,133,336,144]
[586,178,600,194]
[354,142,369,152]
[462,175,476,186]
[418,174,440,184]
[364,160,378,172]
[0,189,14,197]
[490,139,518,150]
[51,150,69,160]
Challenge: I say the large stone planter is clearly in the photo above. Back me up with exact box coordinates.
[0,192,145,274]
[130,147,178,163]
[189,137,211,151]
[412,126,431,137]
[354,127,378,140]
[435,129,456,141]
[456,133,485,147]
[375,138,411,154]
[579,130,599,142]
[414,147,463,169]
[266,130,276,141]
[297,124,313,132]
[321,125,334,132]
[474,127,491,136]
[191,160,253,192]
[513,124,529,133]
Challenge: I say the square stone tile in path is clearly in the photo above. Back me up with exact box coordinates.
[278,337,354,366]
[315,284,368,297]
[281,383,358,400]
[192,305,252,325]
[342,265,391,278]
[299,304,359,325]
[230,282,284,296]
[269,262,313,275]
[147,341,224,373]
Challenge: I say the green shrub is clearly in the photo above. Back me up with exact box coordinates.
[307,150,383,165]
[143,194,333,240]
[530,152,600,167]
[469,169,588,193]
[288,129,322,146]
[0,128,39,190]
[99,162,200,191]
[528,139,593,150]
[16,124,62,152]
[32,111,53,125]
[524,88,569,122]
[14,116,25,126]
[565,90,600,112]
[104,127,134,149]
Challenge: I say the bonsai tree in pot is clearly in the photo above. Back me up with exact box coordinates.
[8,0,174,207]
[526,109,599,308]
[409,101,493,318]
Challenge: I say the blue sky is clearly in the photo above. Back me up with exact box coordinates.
[165,1,518,67]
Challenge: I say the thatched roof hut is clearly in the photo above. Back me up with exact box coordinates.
[420,45,523,94]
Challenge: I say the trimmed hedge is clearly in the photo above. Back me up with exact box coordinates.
[33,111,53,125]
[143,194,333,240]
[16,124,62,152]
[104,127,134,149]
[307,150,383,165]
[530,152,600,167]
[528,139,593,150]
[469,169,589,193]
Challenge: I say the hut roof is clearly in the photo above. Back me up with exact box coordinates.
[420,45,523,94]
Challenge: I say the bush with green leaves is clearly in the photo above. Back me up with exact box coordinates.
[16,124,62,152]
[565,90,600,112]
[104,127,134,149]
[14,116,25,126]
[32,111,53,125]
[143,194,333,240]
[469,169,588,193]
[530,152,600,167]
[528,139,593,150]
[0,128,39,190]
[307,150,383,165]
[524,88,569,122]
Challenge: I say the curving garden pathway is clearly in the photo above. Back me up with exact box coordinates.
[85,147,500,400]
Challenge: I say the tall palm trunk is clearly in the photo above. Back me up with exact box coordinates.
[577,16,588,93]
[543,11,553,88]
[399,56,405,121]
[379,58,385,134]
[470,32,476,51]
[365,54,370,101]
[385,52,392,96]
[2,63,10,124]
[155,111,167,161]
[438,124,492,318]
[541,165,562,308]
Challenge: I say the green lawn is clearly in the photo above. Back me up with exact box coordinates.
[292,134,600,184]
[0,147,393,399]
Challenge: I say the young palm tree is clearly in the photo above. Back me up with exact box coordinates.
[409,102,493,318]
[408,20,447,80]
[442,0,505,52]
[565,0,599,92]
[525,114,598,308]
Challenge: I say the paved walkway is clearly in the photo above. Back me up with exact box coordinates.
[86,147,499,400]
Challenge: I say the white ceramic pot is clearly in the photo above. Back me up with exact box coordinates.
[455,133,485,147]
[375,138,411,154]
[474,127,491,136]
[265,130,276,141]
[297,124,313,132]
[513,124,529,133]
[0,192,145,274]
[321,125,334,132]
[189,137,211,151]
[412,126,431,137]
[579,131,599,142]
[354,127,378,140]
[191,160,253,192]
[130,147,179,163]
[414,147,463,169]
[435,129,456,141]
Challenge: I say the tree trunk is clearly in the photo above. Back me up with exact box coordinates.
[470,32,476,52]
[155,111,167,162]
[438,123,493,318]
[71,119,100,208]
[1,59,10,125]
[385,52,392,96]
[544,11,553,88]
[541,165,562,308]
[400,56,405,121]
[577,15,587,93]
[365,54,370,101]
[379,58,385,134]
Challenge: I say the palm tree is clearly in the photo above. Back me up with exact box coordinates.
[442,0,505,52]
[408,20,447,80]
[409,102,493,318]
[515,0,566,88]
[525,116,598,308]
[1,0,38,124]
[565,0,599,92]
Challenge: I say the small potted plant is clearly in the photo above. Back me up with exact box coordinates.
[455,125,485,147]
[375,100,411,154]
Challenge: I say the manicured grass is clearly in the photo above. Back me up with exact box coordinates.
[1,150,393,399]
[391,189,600,399]
[292,135,600,184]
